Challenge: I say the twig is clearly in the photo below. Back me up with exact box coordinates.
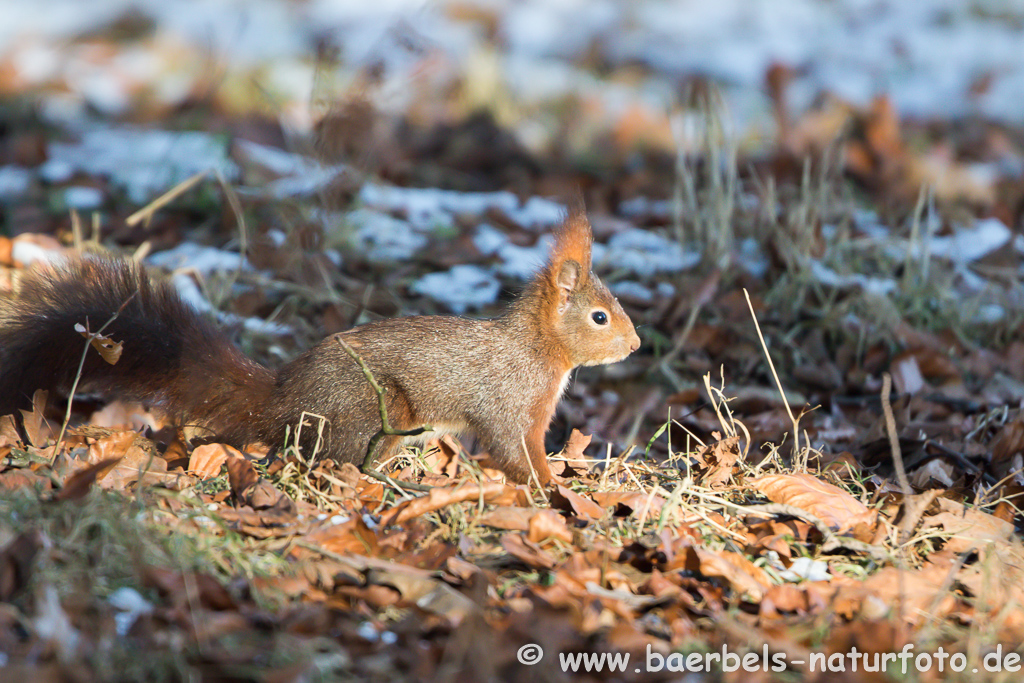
[335,337,433,491]
[744,288,801,456]
[51,293,138,462]
[681,487,889,561]
[125,170,210,227]
[881,372,913,496]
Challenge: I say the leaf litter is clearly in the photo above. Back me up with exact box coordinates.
[2,3,1024,682]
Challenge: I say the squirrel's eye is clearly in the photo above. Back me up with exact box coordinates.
[591,310,608,325]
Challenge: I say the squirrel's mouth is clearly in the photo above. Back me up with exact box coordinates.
[581,346,635,366]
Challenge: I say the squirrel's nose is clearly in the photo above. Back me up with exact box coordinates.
[629,332,641,353]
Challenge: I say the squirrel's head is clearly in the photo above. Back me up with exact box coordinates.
[539,210,641,368]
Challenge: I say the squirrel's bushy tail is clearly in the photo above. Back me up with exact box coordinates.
[0,258,275,443]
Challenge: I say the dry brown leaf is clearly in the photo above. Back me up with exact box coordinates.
[477,506,537,531]
[889,352,925,395]
[226,451,259,497]
[74,323,123,365]
[990,413,1024,470]
[590,491,666,519]
[684,547,770,601]
[845,564,957,623]
[551,484,604,521]
[55,456,123,502]
[19,390,51,448]
[526,509,573,545]
[501,533,557,570]
[0,414,20,447]
[749,473,878,540]
[559,428,592,470]
[305,516,380,556]
[188,443,243,479]
[0,530,46,601]
[694,436,741,488]
[922,499,1013,554]
[381,482,529,526]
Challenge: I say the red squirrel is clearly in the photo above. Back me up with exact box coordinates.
[0,210,640,484]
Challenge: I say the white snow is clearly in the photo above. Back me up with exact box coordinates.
[360,184,564,231]
[411,264,500,313]
[147,243,249,275]
[0,165,32,200]
[108,587,153,637]
[604,228,698,277]
[341,209,428,262]
[494,236,552,280]
[923,217,1011,266]
[810,261,897,297]
[44,128,238,204]
[63,186,103,209]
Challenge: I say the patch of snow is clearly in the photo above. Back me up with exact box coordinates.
[236,139,349,198]
[852,209,891,240]
[265,166,348,198]
[63,186,103,209]
[604,228,697,277]
[108,587,153,637]
[147,243,249,275]
[266,229,287,247]
[737,237,768,278]
[619,196,671,219]
[810,261,897,296]
[236,139,313,176]
[170,272,292,336]
[495,236,552,280]
[974,304,1005,325]
[779,557,830,583]
[923,217,1010,266]
[0,165,32,200]
[506,195,566,229]
[342,209,428,262]
[44,127,238,204]
[611,281,654,303]
[472,223,508,256]
[360,183,564,231]
[411,264,500,313]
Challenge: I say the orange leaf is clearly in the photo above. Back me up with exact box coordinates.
[188,443,243,479]
[551,484,604,521]
[749,473,878,540]
[55,456,123,502]
[75,323,123,365]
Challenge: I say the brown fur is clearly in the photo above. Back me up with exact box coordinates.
[0,212,640,484]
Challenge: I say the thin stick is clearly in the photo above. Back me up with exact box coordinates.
[881,373,912,496]
[335,337,433,488]
[51,293,138,462]
[125,170,210,227]
[744,288,799,455]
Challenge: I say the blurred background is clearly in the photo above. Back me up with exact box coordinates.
[2,0,1024,469]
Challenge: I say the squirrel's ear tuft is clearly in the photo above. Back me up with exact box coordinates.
[548,209,592,277]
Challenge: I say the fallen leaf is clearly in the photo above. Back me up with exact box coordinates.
[550,484,604,521]
[55,456,123,502]
[501,533,556,569]
[685,547,770,601]
[188,443,242,479]
[749,473,878,540]
[694,436,741,488]
[527,509,573,544]
[74,323,123,365]
[0,530,47,600]
[381,482,530,526]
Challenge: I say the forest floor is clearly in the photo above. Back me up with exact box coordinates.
[2,3,1024,681]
